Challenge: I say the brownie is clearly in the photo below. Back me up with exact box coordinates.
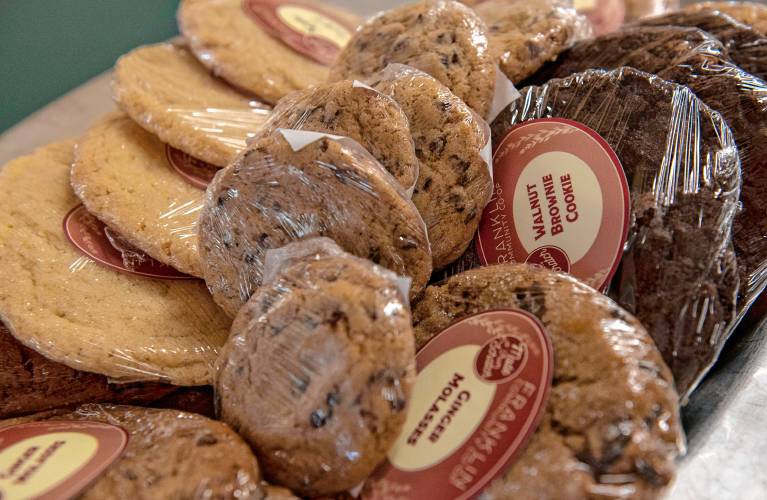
[491,67,741,399]
[544,26,767,321]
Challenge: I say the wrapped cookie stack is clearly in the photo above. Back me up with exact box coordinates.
[2,0,766,498]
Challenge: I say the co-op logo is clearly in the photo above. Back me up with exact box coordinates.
[474,335,528,384]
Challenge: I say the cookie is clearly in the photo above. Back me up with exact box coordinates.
[0,141,230,385]
[472,0,591,83]
[217,239,415,496]
[178,0,360,104]
[636,9,767,82]
[545,27,767,322]
[199,131,432,317]
[685,1,767,35]
[412,264,684,499]
[257,79,419,192]
[368,65,492,268]
[1,404,263,499]
[492,67,741,398]
[0,321,177,419]
[330,0,496,118]
[113,42,271,167]
[73,112,205,277]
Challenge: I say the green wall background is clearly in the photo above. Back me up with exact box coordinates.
[0,0,180,132]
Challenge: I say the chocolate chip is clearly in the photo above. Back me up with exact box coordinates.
[441,55,451,67]
[452,52,459,64]
[310,409,328,428]
[439,100,452,112]
[327,388,341,407]
[422,177,433,190]
[196,434,218,446]
[244,252,257,265]
[393,39,408,52]
[429,137,446,155]
[390,398,407,412]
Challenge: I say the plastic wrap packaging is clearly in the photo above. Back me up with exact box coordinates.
[468,0,592,82]
[411,264,684,499]
[330,0,497,119]
[0,141,230,386]
[199,129,432,317]
[635,8,767,82]
[544,27,767,328]
[112,42,271,167]
[0,404,264,499]
[177,0,361,104]
[684,1,767,35]
[252,79,420,195]
[490,67,742,400]
[215,238,416,496]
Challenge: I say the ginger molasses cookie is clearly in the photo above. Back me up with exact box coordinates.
[73,112,205,277]
[178,0,360,104]
[0,141,230,385]
[411,264,684,499]
[113,42,270,167]
[217,239,415,496]
[330,0,495,118]
[199,131,431,317]
[0,404,263,499]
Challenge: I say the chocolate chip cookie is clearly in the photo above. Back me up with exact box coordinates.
[257,79,419,192]
[330,0,495,118]
[1,404,264,499]
[368,64,492,269]
[413,264,684,499]
[199,131,432,317]
[217,240,416,496]
[492,67,741,399]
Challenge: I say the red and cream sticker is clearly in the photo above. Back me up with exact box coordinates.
[0,421,127,500]
[165,145,219,189]
[476,118,629,291]
[365,309,553,499]
[63,205,195,280]
[241,0,355,65]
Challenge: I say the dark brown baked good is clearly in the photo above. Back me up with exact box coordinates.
[544,26,767,321]
[0,404,264,499]
[217,239,415,496]
[199,132,431,317]
[685,1,767,35]
[492,67,741,399]
[413,264,684,499]
[0,322,178,419]
[636,9,767,81]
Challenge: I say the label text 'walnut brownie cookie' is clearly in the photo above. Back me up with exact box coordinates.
[330,0,496,118]
[368,64,492,269]
[491,67,741,399]
[73,112,206,277]
[410,264,684,499]
[217,238,415,496]
[0,142,230,386]
[685,1,767,35]
[178,0,360,104]
[0,405,263,499]
[113,42,271,167]
[199,130,432,317]
[256,79,420,193]
[544,27,767,324]
[471,0,591,84]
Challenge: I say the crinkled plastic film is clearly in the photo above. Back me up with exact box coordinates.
[636,9,767,82]
[491,67,741,400]
[215,238,416,496]
[0,141,230,387]
[252,79,421,196]
[0,404,264,499]
[412,264,684,499]
[545,27,767,329]
[685,1,767,35]
[112,42,271,167]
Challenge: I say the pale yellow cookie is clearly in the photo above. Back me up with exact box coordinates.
[0,141,230,385]
[177,0,360,104]
[113,42,270,167]
[73,112,205,277]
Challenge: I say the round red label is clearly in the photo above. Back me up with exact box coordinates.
[0,421,127,500]
[365,309,553,499]
[241,0,356,66]
[476,118,629,291]
[63,205,196,280]
[165,145,219,189]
